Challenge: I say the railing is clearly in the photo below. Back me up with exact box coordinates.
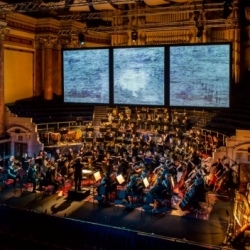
[36,120,92,133]
[193,126,229,146]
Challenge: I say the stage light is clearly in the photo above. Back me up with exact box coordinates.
[78,33,85,45]
[223,0,233,19]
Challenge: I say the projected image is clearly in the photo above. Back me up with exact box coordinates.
[170,44,230,108]
[113,47,165,106]
[63,49,109,104]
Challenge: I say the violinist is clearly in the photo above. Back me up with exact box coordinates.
[27,163,38,193]
[21,152,32,171]
[126,156,142,182]
[7,160,21,187]
[60,160,73,189]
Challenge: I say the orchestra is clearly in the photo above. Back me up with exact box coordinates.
[0,107,237,214]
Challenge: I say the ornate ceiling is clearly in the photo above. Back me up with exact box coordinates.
[0,0,240,35]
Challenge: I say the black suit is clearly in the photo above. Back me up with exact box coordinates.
[73,159,83,191]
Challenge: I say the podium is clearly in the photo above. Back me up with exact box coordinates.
[67,188,90,201]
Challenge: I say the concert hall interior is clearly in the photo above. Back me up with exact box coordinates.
[1,0,250,250]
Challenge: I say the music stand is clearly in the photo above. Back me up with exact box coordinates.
[96,138,104,143]
[99,128,107,133]
[116,174,125,185]
[86,137,94,142]
[94,171,102,182]
[86,127,94,132]
[143,177,150,188]
[101,118,109,123]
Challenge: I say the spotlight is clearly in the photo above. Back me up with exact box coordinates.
[223,0,233,19]
[196,26,204,39]
[132,31,138,43]
[78,33,85,45]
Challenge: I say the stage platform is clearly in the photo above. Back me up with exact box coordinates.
[67,188,91,201]
[0,185,235,249]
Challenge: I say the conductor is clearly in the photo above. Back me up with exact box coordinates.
[73,157,83,192]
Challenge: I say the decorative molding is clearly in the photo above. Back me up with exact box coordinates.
[5,13,36,33]
[36,18,60,35]
[36,35,58,49]
[86,35,110,45]
[245,7,250,23]
[5,34,33,47]
[60,36,80,48]
[0,26,10,41]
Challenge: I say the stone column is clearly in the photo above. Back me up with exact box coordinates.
[0,23,9,135]
[34,37,43,97]
[42,36,57,100]
[53,41,62,96]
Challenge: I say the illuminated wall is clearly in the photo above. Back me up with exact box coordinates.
[4,48,34,104]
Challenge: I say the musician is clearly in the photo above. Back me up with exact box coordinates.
[41,163,60,194]
[72,157,84,192]
[21,152,32,171]
[174,127,183,141]
[212,158,224,178]
[126,175,139,197]
[0,155,3,169]
[125,113,131,124]
[136,112,142,124]
[118,112,125,126]
[182,140,191,160]
[107,112,114,124]
[54,148,61,162]
[67,148,75,161]
[194,130,203,147]
[27,163,37,193]
[155,113,162,123]
[156,135,164,155]
[172,115,180,128]
[149,151,161,173]
[35,164,46,189]
[126,156,142,182]
[187,128,196,143]
[187,147,201,174]
[146,113,153,123]
[35,150,46,167]
[60,160,74,189]
[7,160,21,187]
[174,138,184,158]
[162,173,174,198]
[149,173,173,200]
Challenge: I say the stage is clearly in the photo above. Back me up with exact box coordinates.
[0,184,235,249]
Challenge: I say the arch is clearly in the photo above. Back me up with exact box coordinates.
[7,125,31,134]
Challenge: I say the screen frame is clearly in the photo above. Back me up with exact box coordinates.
[111,45,167,107]
[62,47,111,105]
[167,42,232,110]
[62,42,232,110]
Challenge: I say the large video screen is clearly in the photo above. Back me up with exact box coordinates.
[169,44,230,108]
[63,49,110,104]
[113,47,165,106]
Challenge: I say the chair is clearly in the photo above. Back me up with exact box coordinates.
[1,173,14,191]
[93,185,106,209]
[14,174,34,195]
[141,193,154,219]
[113,190,127,214]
